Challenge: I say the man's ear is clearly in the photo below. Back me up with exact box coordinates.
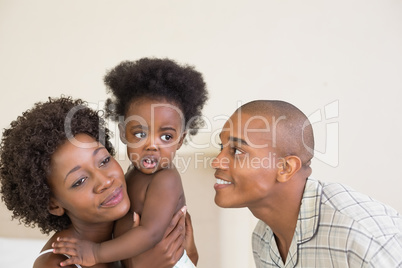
[277,156,302,183]
[48,197,65,216]
[118,123,127,144]
[176,132,187,150]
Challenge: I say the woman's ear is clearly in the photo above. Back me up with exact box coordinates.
[118,123,127,144]
[277,156,302,183]
[176,132,187,150]
[48,197,65,216]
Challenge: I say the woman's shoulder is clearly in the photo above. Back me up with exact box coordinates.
[33,249,69,268]
[32,232,67,268]
[33,230,84,268]
[33,230,121,268]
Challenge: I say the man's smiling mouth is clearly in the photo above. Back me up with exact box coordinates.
[216,178,232,185]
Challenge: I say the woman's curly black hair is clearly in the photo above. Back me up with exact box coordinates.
[104,58,208,137]
[0,96,115,234]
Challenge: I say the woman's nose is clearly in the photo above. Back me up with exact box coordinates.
[94,172,114,194]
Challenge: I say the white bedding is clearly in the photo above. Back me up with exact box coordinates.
[0,237,47,267]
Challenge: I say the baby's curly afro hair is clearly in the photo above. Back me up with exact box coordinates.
[104,58,208,136]
[0,96,115,234]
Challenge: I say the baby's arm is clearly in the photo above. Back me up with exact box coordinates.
[128,206,188,268]
[53,168,183,266]
[52,237,98,266]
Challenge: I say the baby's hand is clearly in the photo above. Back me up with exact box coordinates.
[52,237,99,267]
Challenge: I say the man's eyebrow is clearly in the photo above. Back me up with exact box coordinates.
[229,136,249,146]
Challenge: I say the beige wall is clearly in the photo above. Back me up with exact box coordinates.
[1,1,402,267]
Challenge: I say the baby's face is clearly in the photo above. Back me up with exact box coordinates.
[121,98,186,174]
[48,133,130,224]
[212,111,281,208]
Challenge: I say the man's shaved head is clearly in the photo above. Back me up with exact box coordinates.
[236,100,314,166]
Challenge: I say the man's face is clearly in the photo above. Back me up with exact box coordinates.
[212,111,282,209]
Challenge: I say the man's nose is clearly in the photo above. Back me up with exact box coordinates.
[211,152,229,170]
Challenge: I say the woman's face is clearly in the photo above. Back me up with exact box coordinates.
[48,133,130,226]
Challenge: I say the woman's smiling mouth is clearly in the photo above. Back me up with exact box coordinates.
[100,186,124,207]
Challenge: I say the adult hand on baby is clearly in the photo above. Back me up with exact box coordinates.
[52,236,99,267]
[184,211,198,265]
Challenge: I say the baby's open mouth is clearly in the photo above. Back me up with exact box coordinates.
[142,157,157,169]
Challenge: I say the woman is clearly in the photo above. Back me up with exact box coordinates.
[0,96,197,267]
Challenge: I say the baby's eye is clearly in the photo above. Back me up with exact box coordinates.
[100,156,111,167]
[161,134,173,141]
[134,132,146,139]
[72,177,87,188]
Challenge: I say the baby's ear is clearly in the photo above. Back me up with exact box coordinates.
[48,197,65,216]
[118,123,127,144]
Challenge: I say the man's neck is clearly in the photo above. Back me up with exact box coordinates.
[250,177,306,263]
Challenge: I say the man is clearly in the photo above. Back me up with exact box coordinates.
[212,100,402,267]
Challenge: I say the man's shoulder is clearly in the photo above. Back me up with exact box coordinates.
[318,180,402,239]
[253,220,268,234]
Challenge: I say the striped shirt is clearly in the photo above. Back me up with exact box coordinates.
[252,178,402,267]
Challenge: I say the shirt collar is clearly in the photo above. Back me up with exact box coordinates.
[294,178,322,244]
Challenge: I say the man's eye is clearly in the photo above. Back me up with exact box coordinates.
[231,147,244,155]
[234,148,242,155]
[72,177,87,188]
[218,143,223,151]
[100,156,111,167]
[161,134,173,141]
[134,132,146,139]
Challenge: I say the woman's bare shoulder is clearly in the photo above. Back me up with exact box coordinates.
[33,250,68,268]
[34,230,123,268]
[32,232,64,267]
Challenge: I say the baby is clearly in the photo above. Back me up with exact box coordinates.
[53,58,208,267]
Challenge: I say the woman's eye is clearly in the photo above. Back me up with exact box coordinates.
[134,132,146,139]
[100,156,111,167]
[161,134,173,141]
[72,177,87,188]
